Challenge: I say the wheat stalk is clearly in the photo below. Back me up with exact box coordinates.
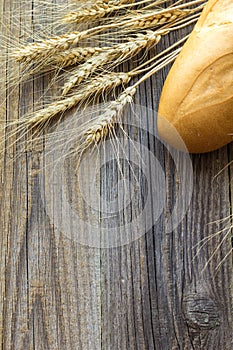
[11,30,93,64]
[22,72,132,127]
[98,1,204,29]
[124,9,191,28]
[83,86,137,148]
[17,46,113,78]
[64,0,185,24]
[62,31,161,95]
[63,0,137,23]
[50,46,111,67]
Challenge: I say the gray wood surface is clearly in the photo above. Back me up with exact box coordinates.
[0,1,232,349]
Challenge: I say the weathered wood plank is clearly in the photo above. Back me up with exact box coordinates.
[0,1,232,349]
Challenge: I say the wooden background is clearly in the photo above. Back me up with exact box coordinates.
[0,1,232,349]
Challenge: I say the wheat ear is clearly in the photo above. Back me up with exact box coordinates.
[98,1,205,30]
[63,0,136,24]
[11,30,93,64]
[22,72,132,127]
[83,86,137,148]
[124,9,192,29]
[24,46,112,75]
[50,46,111,68]
[62,31,161,95]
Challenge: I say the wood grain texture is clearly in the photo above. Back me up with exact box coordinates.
[0,1,232,349]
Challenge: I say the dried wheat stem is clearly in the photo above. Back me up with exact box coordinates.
[62,31,161,95]
[25,72,132,126]
[63,0,136,23]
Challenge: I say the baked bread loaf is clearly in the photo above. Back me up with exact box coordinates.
[158,0,233,153]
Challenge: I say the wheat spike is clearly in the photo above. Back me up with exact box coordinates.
[45,46,111,69]
[83,86,137,148]
[51,47,107,67]
[11,30,92,64]
[62,31,161,95]
[18,46,112,77]
[23,72,132,126]
[63,0,136,23]
[125,9,191,28]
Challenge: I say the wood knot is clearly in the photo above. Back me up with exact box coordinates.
[182,294,221,330]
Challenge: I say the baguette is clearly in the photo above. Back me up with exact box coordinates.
[158,0,233,153]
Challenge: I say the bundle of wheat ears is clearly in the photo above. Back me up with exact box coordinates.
[1,0,208,154]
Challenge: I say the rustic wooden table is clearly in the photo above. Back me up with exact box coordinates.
[0,1,232,349]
